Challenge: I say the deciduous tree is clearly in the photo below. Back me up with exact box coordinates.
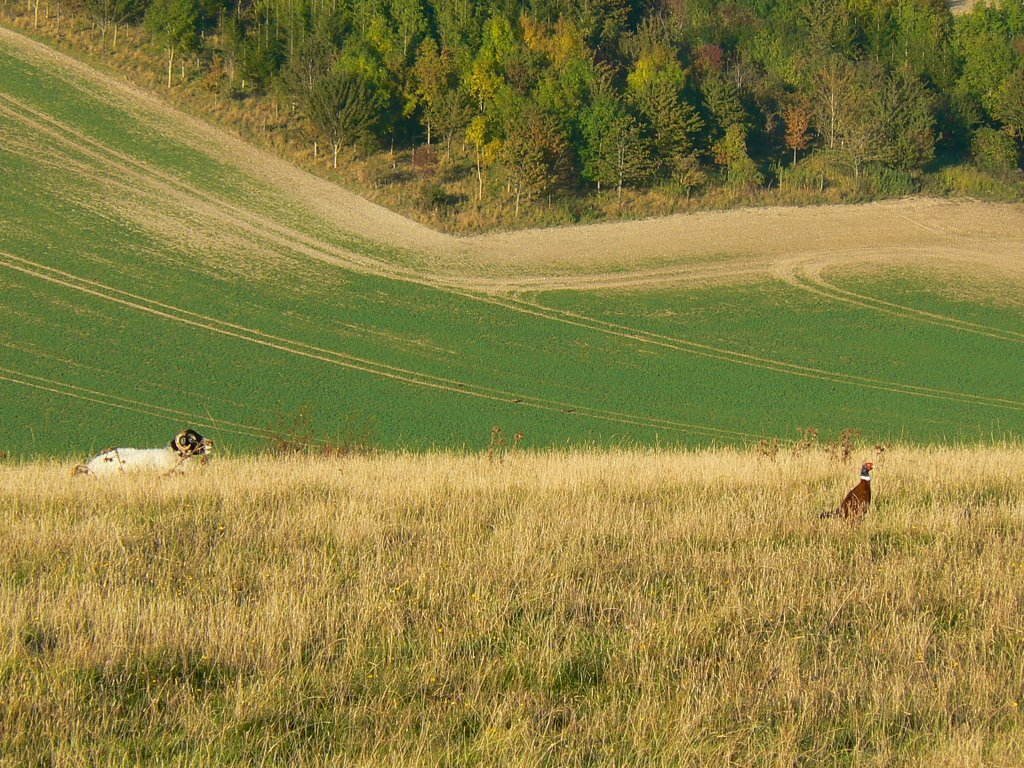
[712,123,763,187]
[411,38,449,144]
[782,98,812,163]
[582,96,654,197]
[81,0,142,48]
[144,0,198,88]
[809,54,855,151]
[307,70,379,167]
[495,104,569,215]
[993,69,1024,140]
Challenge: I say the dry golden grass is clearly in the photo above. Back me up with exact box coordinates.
[2,446,1024,764]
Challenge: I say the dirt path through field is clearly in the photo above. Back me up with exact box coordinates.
[459,199,1024,291]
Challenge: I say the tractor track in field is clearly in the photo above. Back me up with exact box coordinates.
[8,89,1023,352]
[0,366,278,443]
[1,89,775,295]
[0,92,436,289]
[8,71,1022,415]
[471,294,1024,412]
[0,26,449,259]
[0,251,771,442]
[775,250,1024,344]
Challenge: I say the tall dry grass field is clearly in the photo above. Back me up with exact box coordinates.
[1,447,1023,765]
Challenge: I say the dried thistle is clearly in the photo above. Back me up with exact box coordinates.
[793,427,819,454]
[486,426,506,461]
[826,428,861,462]
[756,438,779,461]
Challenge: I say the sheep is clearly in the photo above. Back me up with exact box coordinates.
[73,429,214,476]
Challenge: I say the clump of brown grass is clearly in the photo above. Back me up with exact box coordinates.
[1,445,1023,764]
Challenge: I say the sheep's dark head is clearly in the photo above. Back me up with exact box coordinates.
[172,429,214,457]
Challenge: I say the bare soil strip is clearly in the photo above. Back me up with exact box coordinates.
[461,198,1024,285]
[949,0,985,14]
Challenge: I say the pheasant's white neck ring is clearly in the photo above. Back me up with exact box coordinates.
[861,474,872,481]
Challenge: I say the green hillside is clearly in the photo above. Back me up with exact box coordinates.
[3,32,1024,458]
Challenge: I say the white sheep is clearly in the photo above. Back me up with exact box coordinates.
[73,429,214,476]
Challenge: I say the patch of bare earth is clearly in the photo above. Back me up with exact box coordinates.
[949,0,987,15]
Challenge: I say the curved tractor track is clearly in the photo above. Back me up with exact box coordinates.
[776,251,1024,346]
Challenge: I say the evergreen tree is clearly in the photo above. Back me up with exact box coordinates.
[878,64,936,172]
[213,10,244,85]
[632,78,703,177]
[282,31,336,108]
[430,87,473,161]
[239,28,282,91]
[700,72,747,135]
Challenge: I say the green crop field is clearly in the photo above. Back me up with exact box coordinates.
[3,30,1024,459]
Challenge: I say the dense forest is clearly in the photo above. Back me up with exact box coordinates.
[8,0,1024,225]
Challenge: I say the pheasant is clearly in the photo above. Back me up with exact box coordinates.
[821,462,873,520]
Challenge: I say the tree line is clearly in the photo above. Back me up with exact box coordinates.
[78,0,1024,210]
